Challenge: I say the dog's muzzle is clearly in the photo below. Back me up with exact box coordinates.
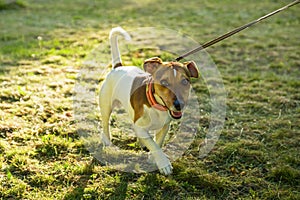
[169,110,182,119]
[169,99,184,119]
[146,80,184,119]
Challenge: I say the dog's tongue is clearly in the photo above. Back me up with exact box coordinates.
[170,111,182,119]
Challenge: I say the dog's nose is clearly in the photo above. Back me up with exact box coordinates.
[174,99,184,111]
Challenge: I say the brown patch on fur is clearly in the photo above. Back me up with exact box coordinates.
[113,62,123,69]
[130,75,151,122]
[131,58,198,120]
[152,63,192,109]
[184,61,198,78]
[143,57,163,74]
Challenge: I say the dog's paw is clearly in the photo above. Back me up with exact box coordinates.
[151,150,173,175]
[159,164,173,175]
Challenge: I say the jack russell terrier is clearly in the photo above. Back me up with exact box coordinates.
[99,27,199,175]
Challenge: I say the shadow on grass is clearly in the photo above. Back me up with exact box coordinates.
[63,157,100,200]
[0,0,26,10]
[62,157,166,200]
[62,159,130,200]
[0,64,15,75]
[103,172,163,200]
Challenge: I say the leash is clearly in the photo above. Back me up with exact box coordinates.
[175,0,299,61]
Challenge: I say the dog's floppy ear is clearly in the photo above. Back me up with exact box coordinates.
[184,61,199,78]
[143,57,163,75]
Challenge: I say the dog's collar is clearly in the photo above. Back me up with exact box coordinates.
[146,79,168,111]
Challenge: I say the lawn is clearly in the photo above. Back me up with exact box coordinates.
[0,0,299,199]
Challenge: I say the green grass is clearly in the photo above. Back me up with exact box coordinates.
[1,0,300,199]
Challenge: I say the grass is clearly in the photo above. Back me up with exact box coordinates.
[0,0,299,199]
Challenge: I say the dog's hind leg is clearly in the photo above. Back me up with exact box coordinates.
[99,87,113,146]
[101,113,112,146]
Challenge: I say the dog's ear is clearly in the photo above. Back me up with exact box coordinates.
[143,57,163,75]
[184,61,199,78]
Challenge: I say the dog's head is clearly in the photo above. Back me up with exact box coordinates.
[143,57,199,119]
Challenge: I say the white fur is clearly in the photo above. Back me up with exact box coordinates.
[109,27,131,67]
[173,68,177,77]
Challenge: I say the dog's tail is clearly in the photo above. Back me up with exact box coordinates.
[109,27,131,68]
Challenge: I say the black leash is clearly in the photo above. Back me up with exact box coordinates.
[175,0,299,61]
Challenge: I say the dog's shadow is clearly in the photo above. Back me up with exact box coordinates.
[63,158,162,200]
[108,172,162,200]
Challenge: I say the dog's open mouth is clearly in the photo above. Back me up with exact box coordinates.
[169,110,182,119]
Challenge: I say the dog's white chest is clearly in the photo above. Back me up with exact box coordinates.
[135,105,171,131]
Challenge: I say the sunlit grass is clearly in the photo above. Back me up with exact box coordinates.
[0,0,299,199]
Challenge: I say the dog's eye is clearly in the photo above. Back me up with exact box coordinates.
[160,80,169,87]
[181,79,189,85]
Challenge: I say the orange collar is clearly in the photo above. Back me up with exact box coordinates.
[146,80,168,111]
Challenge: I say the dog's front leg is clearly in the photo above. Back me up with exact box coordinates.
[140,137,173,175]
[134,125,173,175]
[155,123,170,148]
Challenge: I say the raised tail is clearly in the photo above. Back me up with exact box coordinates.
[109,27,131,68]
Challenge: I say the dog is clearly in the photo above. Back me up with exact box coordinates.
[99,27,199,175]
